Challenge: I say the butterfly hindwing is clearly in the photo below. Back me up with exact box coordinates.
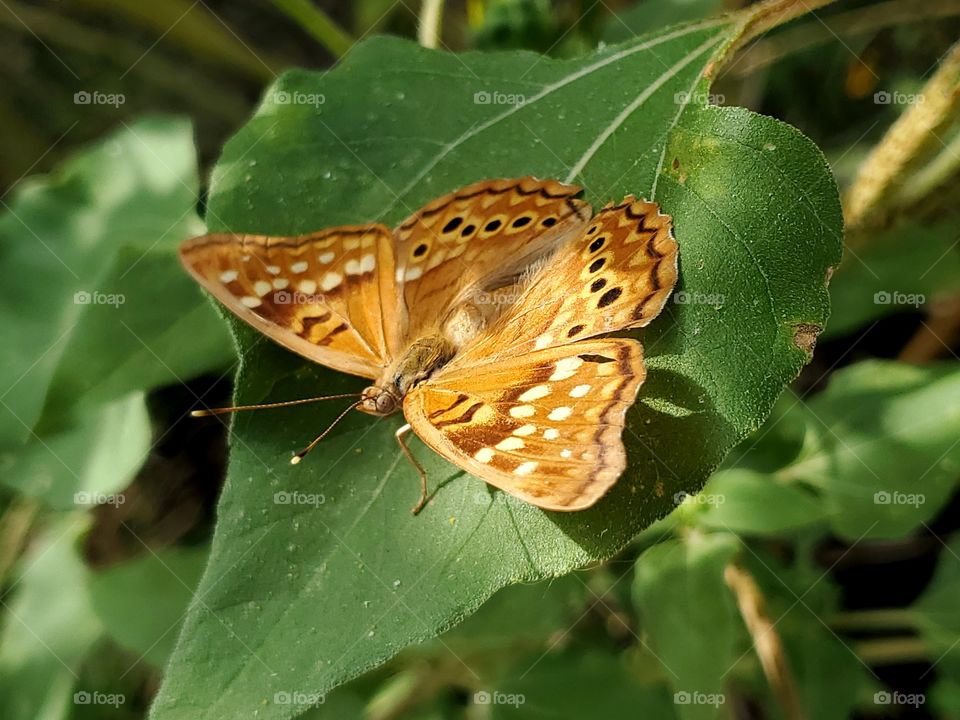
[403,339,645,511]
[394,177,591,340]
[179,224,398,379]
[458,197,678,364]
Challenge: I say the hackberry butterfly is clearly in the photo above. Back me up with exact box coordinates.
[180,177,678,513]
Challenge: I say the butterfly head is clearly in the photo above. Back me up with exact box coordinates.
[358,385,402,416]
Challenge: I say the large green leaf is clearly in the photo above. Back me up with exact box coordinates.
[783,360,960,540]
[632,533,741,720]
[153,14,841,719]
[0,116,234,476]
[0,516,102,720]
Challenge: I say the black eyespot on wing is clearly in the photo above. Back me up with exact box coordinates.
[413,243,428,257]
[589,258,605,273]
[542,217,557,227]
[597,287,622,308]
[511,216,532,228]
[461,223,477,237]
[579,353,615,364]
[442,217,463,233]
[589,236,606,253]
[590,278,607,293]
[567,324,585,337]
[484,219,502,232]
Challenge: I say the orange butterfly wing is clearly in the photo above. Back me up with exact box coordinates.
[179,224,398,379]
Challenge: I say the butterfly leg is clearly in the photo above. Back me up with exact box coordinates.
[395,423,429,514]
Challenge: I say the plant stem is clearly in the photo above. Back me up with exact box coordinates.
[0,497,40,589]
[270,0,353,58]
[855,636,931,666]
[725,562,806,720]
[845,39,960,240]
[418,0,445,49]
[830,608,918,632]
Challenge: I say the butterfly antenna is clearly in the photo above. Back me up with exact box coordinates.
[190,393,362,417]
[290,400,364,465]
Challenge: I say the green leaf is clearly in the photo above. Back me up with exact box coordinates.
[914,535,960,661]
[784,360,960,540]
[485,650,677,719]
[0,116,233,452]
[89,545,208,668]
[153,17,841,719]
[632,533,741,720]
[0,516,102,720]
[695,468,826,535]
[825,220,960,339]
[604,0,729,42]
[1,393,150,510]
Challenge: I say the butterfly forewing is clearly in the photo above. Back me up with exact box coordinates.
[179,224,398,379]
[404,339,645,511]
[394,177,591,339]
[458,198,678,364]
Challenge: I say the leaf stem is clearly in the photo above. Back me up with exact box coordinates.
[854,636,931,666]
[829,608,918,632]
[725,562,805,720]
[270,0,353,58]
[418,0,445,49]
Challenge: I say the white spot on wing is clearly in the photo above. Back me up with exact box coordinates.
[265,265,281,275]
[509,405,535,418]
[359,253,375,273]
[548,407,572,421]
[291,261,309,273]
[496,437,525,451]
[543,428,560,440]
[550,357,584,382]
[534,335,553,351]
[320,272,342,291]
[474,447,494,463]
[560,449,572,458]
[253,280,272,297]
[403,266,423,282]
[515,461,538,476]
[273,278,289,289]
[570,384,591,398]
[345,259,361,275]
[240,296,261,308]
[513,424,537,437]
[298,279,317,294]
[219,270,238,283]
[518,385,550,402]
[318,252,335,264]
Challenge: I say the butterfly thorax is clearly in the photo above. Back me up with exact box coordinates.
[359,334,456,416]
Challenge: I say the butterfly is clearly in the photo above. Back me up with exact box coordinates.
[180,177,678,514]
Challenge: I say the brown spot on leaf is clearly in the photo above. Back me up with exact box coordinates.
[792,323,822,356]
